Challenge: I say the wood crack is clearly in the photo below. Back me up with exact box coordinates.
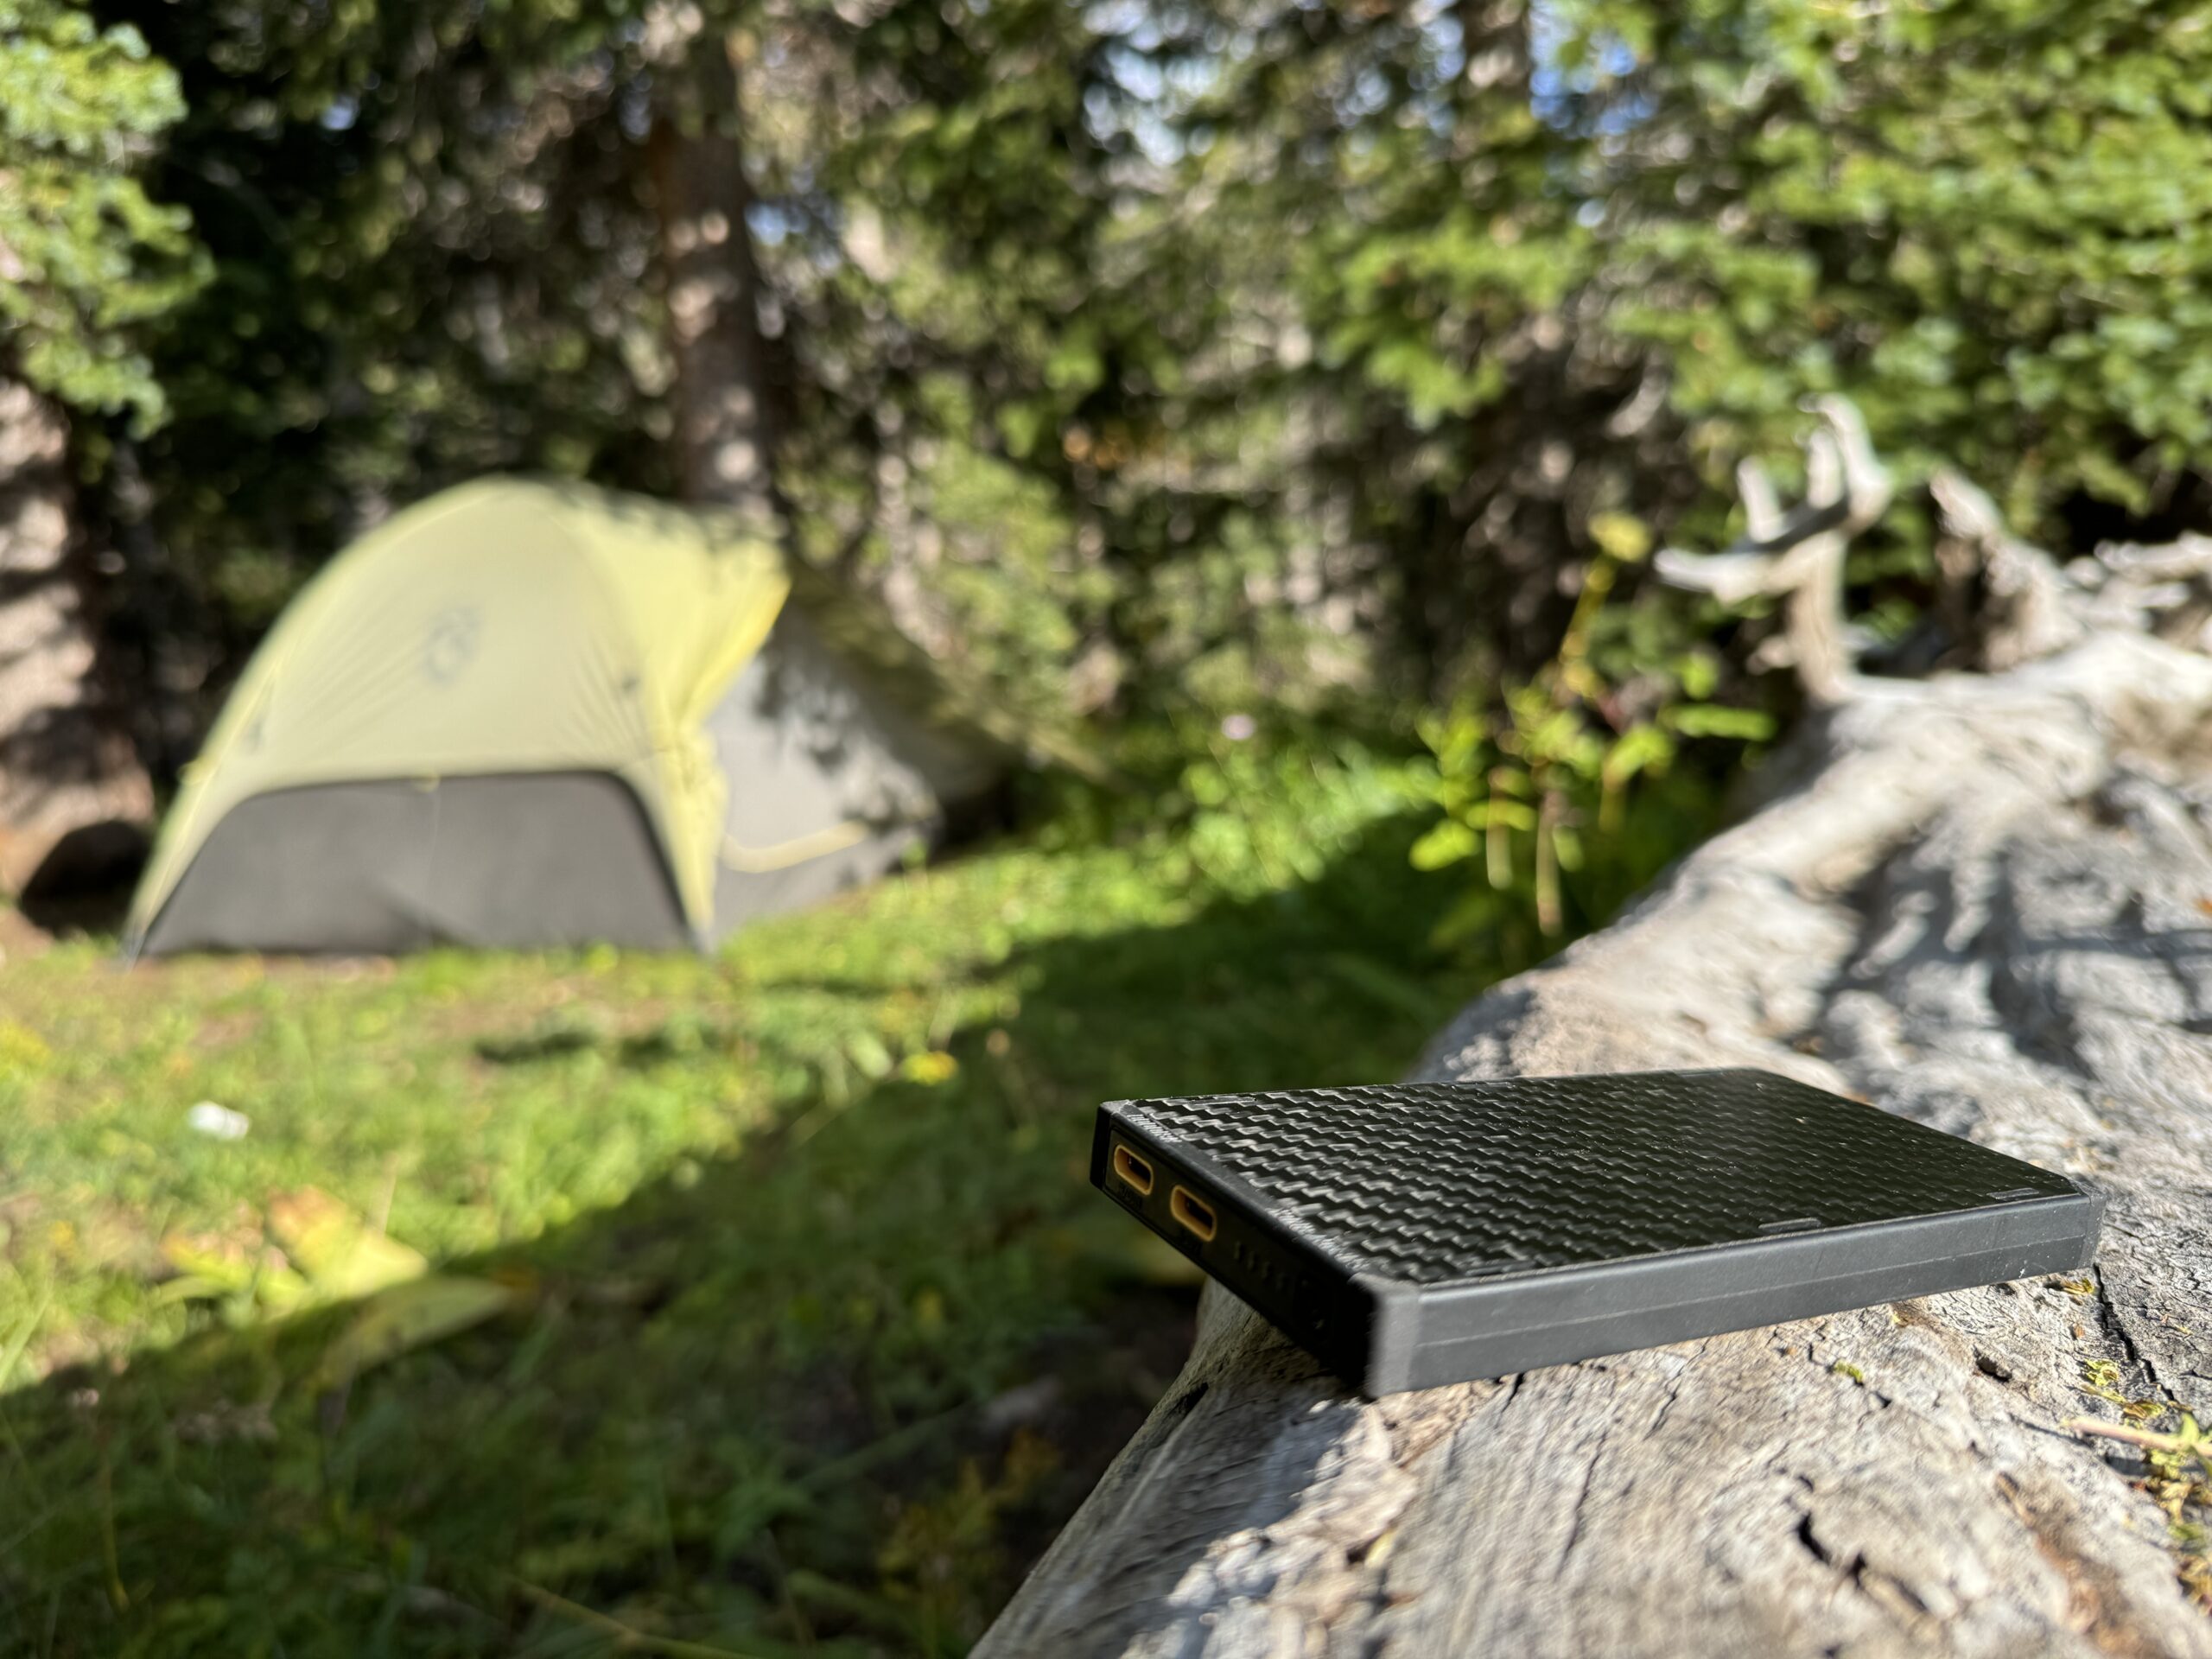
[1553,1425,1611,1580]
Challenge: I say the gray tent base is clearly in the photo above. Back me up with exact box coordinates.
[137,773,690,956]
[133,772,935,957]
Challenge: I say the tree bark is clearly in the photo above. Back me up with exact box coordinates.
[982,509,2212,1653]
[0,379,154,897]
[646,12,783,528]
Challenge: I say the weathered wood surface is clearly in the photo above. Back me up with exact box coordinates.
[981,453,2212,1656]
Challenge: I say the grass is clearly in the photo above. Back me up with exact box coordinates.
[0,734,1493,1658]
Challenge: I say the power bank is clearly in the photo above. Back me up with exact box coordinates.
[1092,1069,2102,1396]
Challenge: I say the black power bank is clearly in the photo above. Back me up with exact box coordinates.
[1093,1069,2102,1396]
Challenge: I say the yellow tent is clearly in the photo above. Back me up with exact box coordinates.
[126,478,1015,956]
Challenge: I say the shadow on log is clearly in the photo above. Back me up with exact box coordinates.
[982,409,2212,1657]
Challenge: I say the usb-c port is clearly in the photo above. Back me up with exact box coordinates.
[1111,1144,1155,1195]
[1170,1185,1217,1242]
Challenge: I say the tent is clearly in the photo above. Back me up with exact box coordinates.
[125,478,1058,956]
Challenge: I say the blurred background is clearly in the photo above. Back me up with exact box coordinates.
[3,1,2210,1653]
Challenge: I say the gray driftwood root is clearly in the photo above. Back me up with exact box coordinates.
[981,454,2212,1656]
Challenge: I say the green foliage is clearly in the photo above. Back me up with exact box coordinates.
[0,0,205,425]
[75,0,1334,736]
[1575,0,2212,520]
[774,0,1351,721]
[88,0,673,685]
[1409,531,1766,962]
[0,742,1485,1658]
[1188,0,2212,694]
[31,0,2212,760]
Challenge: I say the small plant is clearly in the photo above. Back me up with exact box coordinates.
[1411,514,1774,963]
[2081,1357,2126,1399]
[2066,1400,2212,1609]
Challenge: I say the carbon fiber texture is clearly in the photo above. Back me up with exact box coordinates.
[1116,1069,2081,1287]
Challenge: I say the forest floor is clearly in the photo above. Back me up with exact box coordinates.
[0,738,1488,1659]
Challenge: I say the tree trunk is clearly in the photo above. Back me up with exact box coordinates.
[0,380,154,898]
[646,16,783,529]
[981,487,2212,1654]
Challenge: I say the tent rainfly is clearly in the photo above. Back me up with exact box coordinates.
[125,479,1046,957]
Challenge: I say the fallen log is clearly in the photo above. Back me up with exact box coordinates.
[981,413,2212,1658]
